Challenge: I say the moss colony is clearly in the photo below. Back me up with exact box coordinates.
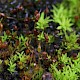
[0,0,80,80]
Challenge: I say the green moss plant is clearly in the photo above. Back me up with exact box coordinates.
[48,34,54,44]
[0,31,11,42]
[37,31,45,42]
[51,4,73,34]
[32,67,43,80]
[62,32,80,51]
[16,51,26,63]
[49,51,80,80]
[7,60,16,74]
[36,12,51,30]
[16,34,28,51]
